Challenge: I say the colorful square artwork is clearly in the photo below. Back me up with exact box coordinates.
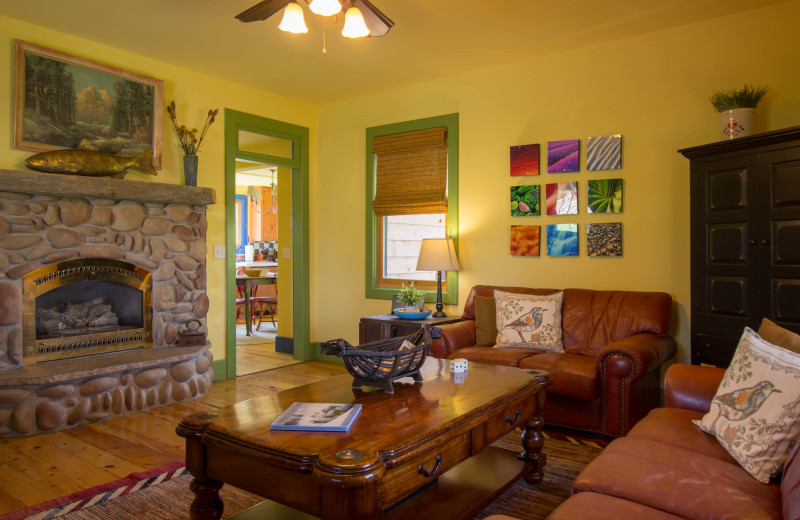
[511,185,540,216]
[587,179,623,213]
[587,135,622,170]
[587,222,622,256]
[510,144,540,176]
[547,139,580,173]
[510,225,540,256]
[546,224,578,256]
[545,182,578,215]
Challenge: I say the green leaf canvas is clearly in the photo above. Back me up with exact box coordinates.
[588,179,623,213]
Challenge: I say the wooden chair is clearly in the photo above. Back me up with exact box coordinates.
[249,275,277,330]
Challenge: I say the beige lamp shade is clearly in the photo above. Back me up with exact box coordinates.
[309,0,341,16]
[416,238,460,272]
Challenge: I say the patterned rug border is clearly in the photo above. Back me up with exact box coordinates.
[0,460,187,520]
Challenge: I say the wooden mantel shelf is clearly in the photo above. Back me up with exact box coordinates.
[0,169,216,205]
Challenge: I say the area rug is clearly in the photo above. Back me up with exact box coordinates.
[2,430,602,520]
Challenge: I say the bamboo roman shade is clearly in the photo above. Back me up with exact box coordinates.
[372,127,448,216]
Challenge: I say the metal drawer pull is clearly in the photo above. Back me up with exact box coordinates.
[506,410,522,425]
[418,455,443,477]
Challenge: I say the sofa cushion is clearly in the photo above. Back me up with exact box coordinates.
[474,295,497,346]
[573,438,783,519]
[446,346,540,367]
[695,327,800,483]
[758,317,800,354]
[517,352,599,401]
[626,408,735,464]
[547,491,684,520]
[494,290,564,351]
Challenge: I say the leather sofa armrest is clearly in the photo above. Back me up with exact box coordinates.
[597,333,676,381]
[431,320,476,358]
[663,363,726,413]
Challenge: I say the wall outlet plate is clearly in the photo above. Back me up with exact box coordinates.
[213,245,225,259]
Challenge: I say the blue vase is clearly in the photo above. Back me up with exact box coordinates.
[183,155,198,186]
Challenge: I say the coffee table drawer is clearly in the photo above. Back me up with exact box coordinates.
[378,431,471,508]
[479,394,537,448]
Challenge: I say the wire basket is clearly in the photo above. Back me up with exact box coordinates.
[321,326,431,393]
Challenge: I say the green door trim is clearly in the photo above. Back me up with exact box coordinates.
[224,109,312,379]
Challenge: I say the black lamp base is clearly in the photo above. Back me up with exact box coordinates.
[432,270,446,318]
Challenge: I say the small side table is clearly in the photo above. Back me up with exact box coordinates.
[359,314,462,344]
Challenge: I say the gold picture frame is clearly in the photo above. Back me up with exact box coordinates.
[14,40,163,168]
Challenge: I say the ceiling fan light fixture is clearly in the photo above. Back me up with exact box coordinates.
[309,0,342,16]
[341,6,370,38]
[278,2,308,33]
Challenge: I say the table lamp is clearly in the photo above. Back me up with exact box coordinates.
[416,238,460,317]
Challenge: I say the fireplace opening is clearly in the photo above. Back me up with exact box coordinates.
[36,280,144,339]
[23,259,153,364]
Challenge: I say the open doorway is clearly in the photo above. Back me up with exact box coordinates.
[224,109,311,379]
[234,161,298,375]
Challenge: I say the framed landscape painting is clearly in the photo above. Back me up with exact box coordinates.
[14,40,163,168]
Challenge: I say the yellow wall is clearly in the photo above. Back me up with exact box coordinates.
[3,2,800,370]
[0,14,316,366]
[312,1,800,364]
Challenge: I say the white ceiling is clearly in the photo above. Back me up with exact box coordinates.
[0,0,790,104]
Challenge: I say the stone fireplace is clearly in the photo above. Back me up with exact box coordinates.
[0,169,216,437]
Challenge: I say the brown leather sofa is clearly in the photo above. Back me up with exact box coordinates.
[547,363,799,519]
[431,286,675,437]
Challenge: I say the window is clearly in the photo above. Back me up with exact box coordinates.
[365,114,459,303]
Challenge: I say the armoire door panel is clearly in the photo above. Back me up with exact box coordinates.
[773,279,800,323]
[707,168,749,213]
[771,159,800,209]
[773,220,800,265]
[707,275,748,317]
[708,223,748,263]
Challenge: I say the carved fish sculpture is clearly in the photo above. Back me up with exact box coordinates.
[25,140,157,178]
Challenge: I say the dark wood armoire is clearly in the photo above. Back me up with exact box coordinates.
[679,126,800,367]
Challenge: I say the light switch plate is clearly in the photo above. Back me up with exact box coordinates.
[282,247,291,258]
[213,245,225,259]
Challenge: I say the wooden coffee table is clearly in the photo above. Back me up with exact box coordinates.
[177,359,552,520]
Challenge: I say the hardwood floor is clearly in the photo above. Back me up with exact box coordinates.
[0,361,349,515]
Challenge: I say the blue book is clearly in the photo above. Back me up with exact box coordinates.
[270,402,362,432]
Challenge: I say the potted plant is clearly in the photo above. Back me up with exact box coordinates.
[167,101,219,186]
[397,281,425,312]
[709,84,769,140]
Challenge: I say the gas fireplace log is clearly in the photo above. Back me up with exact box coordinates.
[37,298,120,334]
[87,311,118,328]
[65,298,104,325]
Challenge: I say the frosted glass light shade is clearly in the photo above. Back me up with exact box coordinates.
[416,239,460,272]
[342,6,370,38]
[279,2,308,33]
[309,0,342,16]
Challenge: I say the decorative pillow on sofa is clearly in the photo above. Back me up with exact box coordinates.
[694,327,800,483]
[474,295,498,346]
[493,290,563,352]
[758,318,800,355]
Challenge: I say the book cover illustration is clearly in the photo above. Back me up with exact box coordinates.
[270,402,362,432]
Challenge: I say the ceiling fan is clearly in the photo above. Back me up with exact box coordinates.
[235,0,394,37]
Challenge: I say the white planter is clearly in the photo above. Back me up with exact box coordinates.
[720,108,755,140]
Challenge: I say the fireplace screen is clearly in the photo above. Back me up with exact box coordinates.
[22,259,152,364]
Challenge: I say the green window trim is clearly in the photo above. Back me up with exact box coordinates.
[365,113,459,305]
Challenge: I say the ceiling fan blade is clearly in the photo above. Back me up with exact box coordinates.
[352,0,394,37]
[235,0,291,22]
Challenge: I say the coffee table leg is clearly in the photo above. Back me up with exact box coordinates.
[189,476,224,520]
[519,393,547,485]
